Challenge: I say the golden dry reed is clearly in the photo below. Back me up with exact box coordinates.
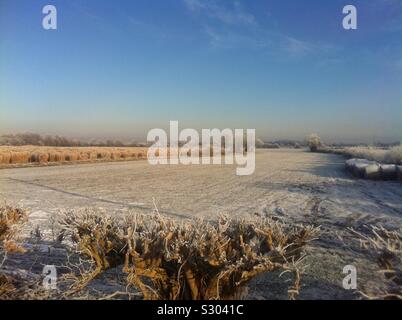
[0,146,148,167]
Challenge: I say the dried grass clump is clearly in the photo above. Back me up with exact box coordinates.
[352,226,402,299]
[0,206,28,299]
[0,206,27,242]
[0,275,47,300]
[0,206,27,259]
[0,274,16,299]
[60,211,318,300]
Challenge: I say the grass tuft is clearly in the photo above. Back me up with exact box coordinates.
[352,226,402,299]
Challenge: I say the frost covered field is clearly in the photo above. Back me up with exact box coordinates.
[1,148,401,299]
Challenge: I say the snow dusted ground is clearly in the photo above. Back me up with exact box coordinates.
[1,149,401,299]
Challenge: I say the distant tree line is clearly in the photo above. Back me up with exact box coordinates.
[0,133,145,147]
[2,133,398,149]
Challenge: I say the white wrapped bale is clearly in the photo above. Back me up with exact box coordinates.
[364,163,381,180]
[345,158,365,173]
[380,164,397,180]
[345,159,357,171]
[353,162,368,178]
[351,159,375,178]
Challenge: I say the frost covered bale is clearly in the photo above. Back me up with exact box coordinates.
[346,158,399,180]
[353,162,368,178]
[364,163,381,180]
[345,159,356,175]
[380,164,397,180]
[345,159,358,171]
[352,159,374,178]
[344,159,376,178]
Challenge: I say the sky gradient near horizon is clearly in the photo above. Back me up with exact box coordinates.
[0,0,401,143]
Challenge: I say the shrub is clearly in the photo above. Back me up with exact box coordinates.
[329,145,402,165]
[124,215,316,300]
[385,145,402,165]
[308,134,322,152]
[60,211,318,300]
[59,211,126,289]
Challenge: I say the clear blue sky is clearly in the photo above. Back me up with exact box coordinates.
[1,0,401,143]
